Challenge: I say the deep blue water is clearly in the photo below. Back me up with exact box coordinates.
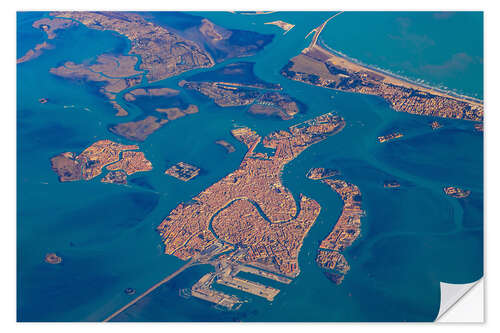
[17,11,483,322]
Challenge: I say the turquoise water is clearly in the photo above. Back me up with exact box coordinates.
[320,11,484,99]
[17,11,483,322]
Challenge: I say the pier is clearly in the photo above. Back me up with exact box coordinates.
[237,264,292,284]
[191,273,243,310]
[216,275,280,301]
[306,12,344,49]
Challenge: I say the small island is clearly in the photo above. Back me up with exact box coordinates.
[124,288,136,295]
[33,17,77,39]
[378,132,403,143]
[50,140,152,183]
[165,162,201,181]
[444,186,471,198]
[215,140,236,153]
[264,21,295,34]
[123,87,180,102]
[156,105,199,119]
[180,62,301,120]
[17,17,77,64]
[109,116,169,142]
[111,87,199,141]
[430,121,442,130]
[50,54,144,116]
[306,167,340,180]
[384,180,401,188]
[474,123,483,132]
[38,98,49,104]
[314,178,364,285]
[44,253,62,264]
[17,42,53,64]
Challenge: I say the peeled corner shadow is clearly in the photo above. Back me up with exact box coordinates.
[435,278,483,322]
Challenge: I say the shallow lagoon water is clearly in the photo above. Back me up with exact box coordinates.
[17,11,482,322]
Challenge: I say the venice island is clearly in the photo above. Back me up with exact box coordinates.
[110,87,199,141]
[152,112,345,309]
[101,112,346,320]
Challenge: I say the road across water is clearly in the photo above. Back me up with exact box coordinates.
[103,257,197,322]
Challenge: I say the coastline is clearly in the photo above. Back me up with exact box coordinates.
[316,39,483,106]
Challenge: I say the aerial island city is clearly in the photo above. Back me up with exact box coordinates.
[17,10,483,322]
[152,113,346,310]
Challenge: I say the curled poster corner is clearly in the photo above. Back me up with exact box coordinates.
[435,278,483,322]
